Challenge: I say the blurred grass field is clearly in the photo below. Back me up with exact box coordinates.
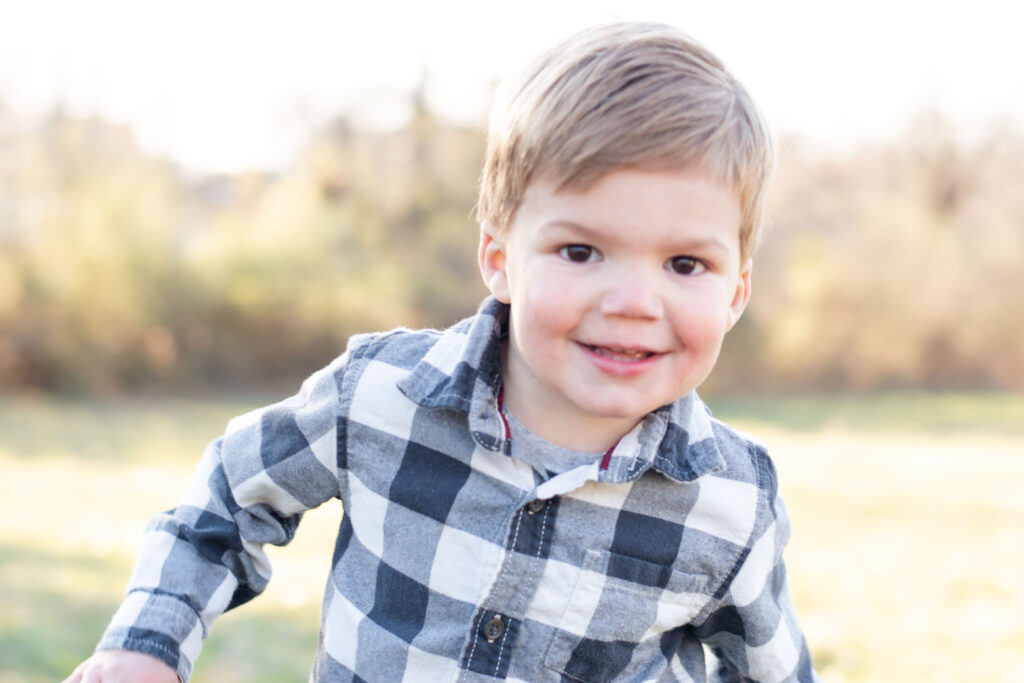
[1,393,1022,682]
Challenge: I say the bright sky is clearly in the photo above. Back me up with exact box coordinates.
[1,0,1021,173]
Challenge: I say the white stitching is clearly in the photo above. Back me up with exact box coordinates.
[535,504,551,560]
[464,612,484,673]
[506,506,526,558]
[466,506,525,674]
[492,616,509,677]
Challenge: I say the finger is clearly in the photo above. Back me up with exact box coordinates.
[60,662,85,683]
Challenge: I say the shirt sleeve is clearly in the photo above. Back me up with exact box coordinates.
[692,453,819,683]
[95,351,350,683]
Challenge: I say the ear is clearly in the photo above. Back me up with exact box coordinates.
[726,259,753,331]
[478,222,511,303]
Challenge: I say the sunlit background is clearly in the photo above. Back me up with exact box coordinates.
[4,0,1023,173]
[2,1,1022,681]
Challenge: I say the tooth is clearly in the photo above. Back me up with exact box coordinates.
[595,346,648,360]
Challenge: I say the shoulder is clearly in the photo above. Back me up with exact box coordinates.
[336,309,491,412]
[342,308,482,365]
[331,328,444,418]
[706,414,779,499]
[698,412,790,562]
[343,326,441,367]
[669,399,785,549]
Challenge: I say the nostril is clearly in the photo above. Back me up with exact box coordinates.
[600,288,663,319]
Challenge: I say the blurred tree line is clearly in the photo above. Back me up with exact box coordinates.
[0,95,1021,395]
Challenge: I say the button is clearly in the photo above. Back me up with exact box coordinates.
[526,499,546,514]
[483,616,505,642]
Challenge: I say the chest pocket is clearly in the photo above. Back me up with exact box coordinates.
[544,549,712,682]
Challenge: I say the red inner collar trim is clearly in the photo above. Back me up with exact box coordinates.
[497,386,617,471]
[496,386,511,441]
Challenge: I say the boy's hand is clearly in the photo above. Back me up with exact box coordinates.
[63,649,180,683]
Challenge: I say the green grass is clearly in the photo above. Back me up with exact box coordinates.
[1,538,321,682]
[707,391,1024,436]
[0,394,265,464]
[0,394,331,683]
[0,543,130,680]
[2,392,1022,682]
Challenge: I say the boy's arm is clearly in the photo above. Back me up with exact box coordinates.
[88,353,349,683]
[692,455,819,683]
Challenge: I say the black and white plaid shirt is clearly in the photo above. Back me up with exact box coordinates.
[98,297,817,682]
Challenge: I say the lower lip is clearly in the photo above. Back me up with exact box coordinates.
[578,343,662,377]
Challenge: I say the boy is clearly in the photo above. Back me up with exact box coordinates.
[66,22,817,682]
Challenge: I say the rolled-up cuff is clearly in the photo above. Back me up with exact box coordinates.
[96,590,204,683]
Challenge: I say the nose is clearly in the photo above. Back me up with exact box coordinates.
[599,268,664,319]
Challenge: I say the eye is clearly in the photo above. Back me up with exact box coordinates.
[667,256,706,275]
[558,244,598,263]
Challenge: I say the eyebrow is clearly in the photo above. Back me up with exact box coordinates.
[542,220,604,241]
[542,220,733,255]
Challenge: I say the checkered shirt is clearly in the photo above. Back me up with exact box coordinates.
[98,297,817,682]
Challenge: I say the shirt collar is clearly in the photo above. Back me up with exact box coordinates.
[396,297,505,412]
[396,296,725,482]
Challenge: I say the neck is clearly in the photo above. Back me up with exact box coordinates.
[499,378,640,453]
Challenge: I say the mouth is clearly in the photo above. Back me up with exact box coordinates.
[583,344,658,363]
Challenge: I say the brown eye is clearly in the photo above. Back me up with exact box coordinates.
[559,245,596,262]
[667,256,706,275]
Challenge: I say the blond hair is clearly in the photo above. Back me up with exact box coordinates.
[477,22,775,261]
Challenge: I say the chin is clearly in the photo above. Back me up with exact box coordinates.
[582,399,660,422]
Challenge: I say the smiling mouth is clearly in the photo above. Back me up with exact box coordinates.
[585,345,657,362]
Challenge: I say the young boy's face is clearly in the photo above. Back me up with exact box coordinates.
[479,168,751,451]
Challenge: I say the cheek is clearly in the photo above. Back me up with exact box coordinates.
[671,298,732,350]
[520,295,576,344]
[517,269,583,333]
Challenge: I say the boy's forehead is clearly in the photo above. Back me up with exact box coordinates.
[489,161,745,248]
[507,166,743,244]
[523,163,740,212]
[544,159,736,200]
